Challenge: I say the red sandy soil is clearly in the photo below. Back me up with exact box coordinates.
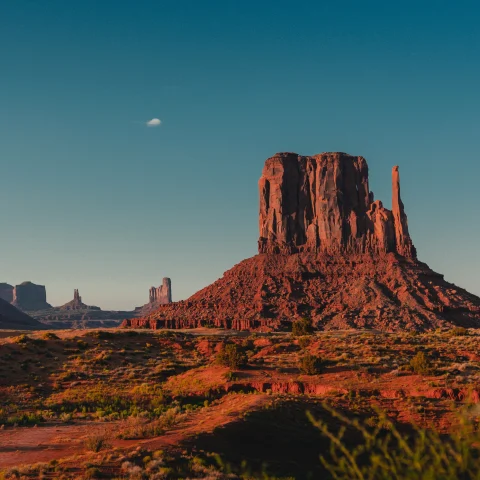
[0,328,478,476]
[0,393,269,469]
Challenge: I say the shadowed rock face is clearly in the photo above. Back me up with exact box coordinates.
[122,151,480,332]
[12,282,51,311]
[0,284,13,303]
[258,152,416,257]
[0,297,46,329]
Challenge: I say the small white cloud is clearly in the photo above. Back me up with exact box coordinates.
[146,118,162,127]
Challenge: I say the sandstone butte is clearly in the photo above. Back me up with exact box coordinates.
[122,152,480,332]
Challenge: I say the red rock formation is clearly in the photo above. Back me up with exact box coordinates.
[149,278,172,305]
[122,252,480,332]
[258,152,415,257]
[122,152,480,332]
[391,166,416,257]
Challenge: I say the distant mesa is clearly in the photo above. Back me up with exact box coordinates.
[123,151,480,332]
[0,283,14,303]
[58,289,101,311]
[34,288,133,329]
[12,281,52,312]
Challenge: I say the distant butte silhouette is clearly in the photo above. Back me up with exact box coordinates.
[122,152,480,332]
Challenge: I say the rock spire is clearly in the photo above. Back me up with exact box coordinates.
[149,278,172,305]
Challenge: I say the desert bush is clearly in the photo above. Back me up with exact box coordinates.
[409,351,431,374]
[0,411,44,427]
[309,404,480,480]
[77,339,89,349]
[298,354,323,375]
[12,334,30,344]
[42,332,59,340]
[450,326,468,336]
[117,407,183,439]
[216,344,247,369]
[83,434,111,452]
[84,467,102,479]
[297,336,311,349]
[89,330,114,340]
[60,412,73,423]
[11,334,45,346]
[292,318,314,337]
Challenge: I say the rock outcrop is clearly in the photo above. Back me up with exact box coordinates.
[12,282,52,311]
[0,283,13,303]
[30,289,134,328]
[149,278,172,305]
[258,152,416,257]
[122,151,480,332]
[58,289,101,311]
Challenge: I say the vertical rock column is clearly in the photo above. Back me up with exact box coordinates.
[391,166,416,258]
[149,278,172,304]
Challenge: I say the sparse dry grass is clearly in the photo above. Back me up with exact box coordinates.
[0,328,479,478]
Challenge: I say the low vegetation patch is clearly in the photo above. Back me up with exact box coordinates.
[216,343,247,369]
[298,354,324,375]
[309,404,480,480]
[292,317,314,337]
[409,351,431,375]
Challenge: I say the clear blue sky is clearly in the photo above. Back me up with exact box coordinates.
[1,0,479,309]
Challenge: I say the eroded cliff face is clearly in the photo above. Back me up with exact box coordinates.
[258,152,416,257]
[149,278,172,305]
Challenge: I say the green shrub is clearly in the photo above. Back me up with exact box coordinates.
[298,354,323,375]
[309,404,480,480]
[84,467,103,479]
[292,318,314,337]
[89,330,114,340]
[298,336,311,349]
[409,351,430,374]
[12,334,31,344]
[42,332,59,340]
[83,434,111,452]
[77,339,89,350]
[216,344,247,369]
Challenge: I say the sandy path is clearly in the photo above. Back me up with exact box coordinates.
[0,422,125,468]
